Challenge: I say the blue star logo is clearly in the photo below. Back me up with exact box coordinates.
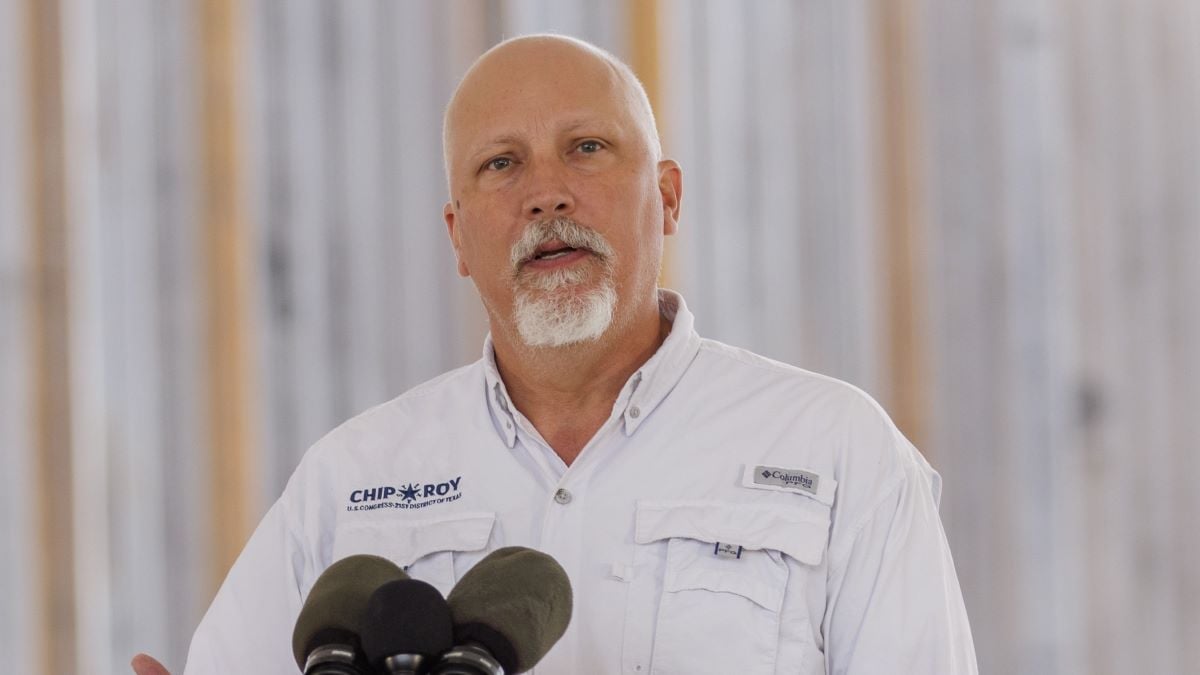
[398,483,421,502]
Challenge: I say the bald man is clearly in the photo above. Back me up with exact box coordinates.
[141,35,977,674]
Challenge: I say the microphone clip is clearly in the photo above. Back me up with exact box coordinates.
[303,643,368,675]
[380,652,432,675]
[431,644,505,675]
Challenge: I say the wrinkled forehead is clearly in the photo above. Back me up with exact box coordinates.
[450,54,625,139]
[455,72,627,140]
[443,37,655,180]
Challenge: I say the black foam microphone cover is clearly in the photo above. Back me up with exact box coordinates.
[291,554,409,672]
[361,578,456,670]
[445,546,573,674]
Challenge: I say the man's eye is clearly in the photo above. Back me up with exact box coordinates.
[578,140,603,153]
[485,157,512,171]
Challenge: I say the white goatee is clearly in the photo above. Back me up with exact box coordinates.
[509,217,617,348]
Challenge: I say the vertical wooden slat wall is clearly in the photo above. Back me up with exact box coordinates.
[2,2,1198,674]
[1071,6,1145,670]
[242,0,504,502]
[1060,1,1200,672]
[913,0,1200,672]
[920,1,1082,670]
[0,0,36,672]
[254,0,337,497]
[151,3,208,663]
[1165,5,1200,668]
[659,1,1200,673]
[662,0,884,396]
[58,0,210,670]
[24,1,77,674]
[626,0,671,286]
[199,0,259,589]
[61,0,113,668]
[875,0,931,449]
[918,0,1010,667]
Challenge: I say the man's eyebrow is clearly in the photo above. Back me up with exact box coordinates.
[469,119,617,159]
[471,134,523,158]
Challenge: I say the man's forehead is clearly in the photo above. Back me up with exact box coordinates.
[450,73,632,154]
[451,52,623,118]
[462,109,623,149]
[443,35,659,181]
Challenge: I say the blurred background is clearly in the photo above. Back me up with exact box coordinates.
[2,0,1197,673]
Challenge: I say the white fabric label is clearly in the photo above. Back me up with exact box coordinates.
[741,464,837,505]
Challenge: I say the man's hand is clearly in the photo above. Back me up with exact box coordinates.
[131,653,171,675]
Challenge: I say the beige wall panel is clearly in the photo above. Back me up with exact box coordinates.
[199,0,260,591]
[25,0,78,672]
[1162,3,1200,667]
[0,0,37,670]
[875,0,931,449]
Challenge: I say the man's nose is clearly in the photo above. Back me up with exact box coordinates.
[521,161,575,219]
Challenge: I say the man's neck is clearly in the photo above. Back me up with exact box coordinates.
[492,294,670,465]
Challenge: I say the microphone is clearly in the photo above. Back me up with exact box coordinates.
[433,546,574,675]
[291,554,409,674]
[360,578,455,675]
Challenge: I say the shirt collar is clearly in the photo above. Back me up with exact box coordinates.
[481,340,515,447]
[481,289,701,447]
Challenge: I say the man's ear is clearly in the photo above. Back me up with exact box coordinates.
[444,201,470,277]
[657,160,683,236]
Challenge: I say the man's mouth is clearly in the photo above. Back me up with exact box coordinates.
[525,239,591,266]
[509,220,615,275]
[533,246,579,261]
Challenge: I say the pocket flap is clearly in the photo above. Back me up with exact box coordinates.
[662,537,786,612]
[332,511,496,567]
[634,501,829,566]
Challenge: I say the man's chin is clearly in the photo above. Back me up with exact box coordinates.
[520,331,606,350]
[512,283,617,349]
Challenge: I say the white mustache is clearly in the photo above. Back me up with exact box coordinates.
[509,217,615,271]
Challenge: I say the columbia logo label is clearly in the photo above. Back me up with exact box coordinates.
[752,465,820,495]
[714,542,743,559]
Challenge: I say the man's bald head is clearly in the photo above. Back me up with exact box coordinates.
[442,34,661,190]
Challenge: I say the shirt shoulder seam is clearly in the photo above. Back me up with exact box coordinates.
[828,471,906,572]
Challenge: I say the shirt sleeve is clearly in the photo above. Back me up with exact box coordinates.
[182,493,311,674]
[821,449,978,675]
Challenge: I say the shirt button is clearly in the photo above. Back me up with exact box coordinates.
[554,488,572,505]
[629,405,641,419]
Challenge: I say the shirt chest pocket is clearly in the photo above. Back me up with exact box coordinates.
[624,501,829,675]
[330,511,496,597]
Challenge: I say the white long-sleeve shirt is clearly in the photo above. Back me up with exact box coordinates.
[185,291,977,674]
